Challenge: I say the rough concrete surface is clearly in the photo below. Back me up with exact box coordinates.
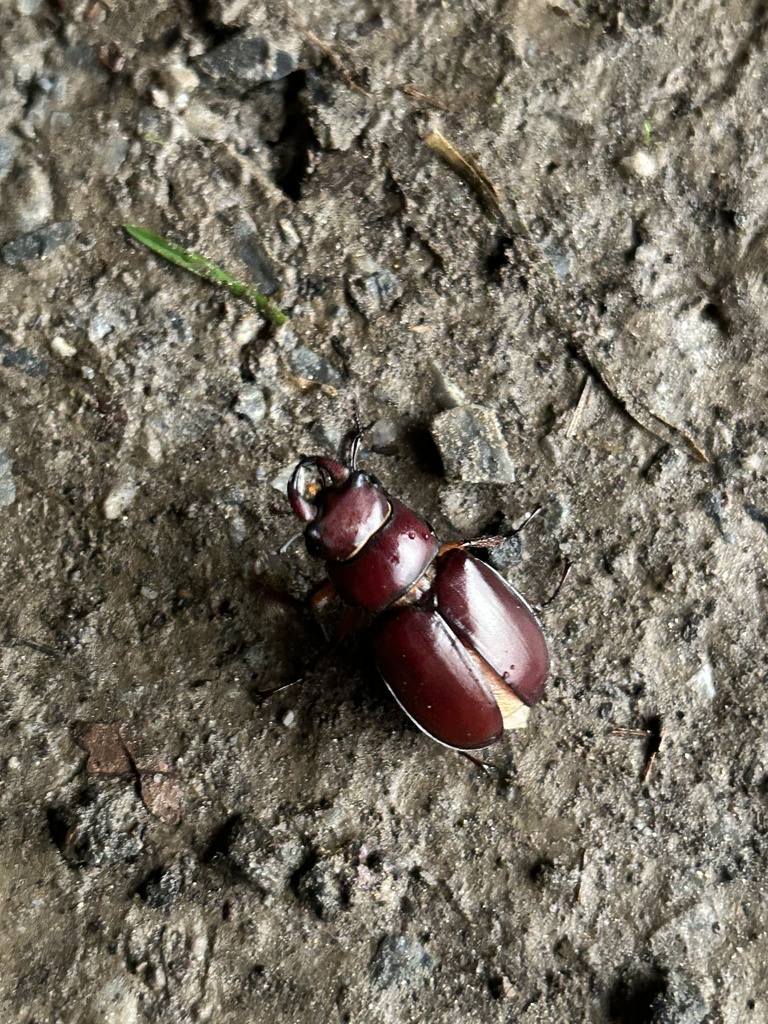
[1,1,767,1022]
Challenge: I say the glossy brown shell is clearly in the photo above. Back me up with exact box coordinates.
[373,548,549,749]
[327,499,439,613]
[434,548,549,707]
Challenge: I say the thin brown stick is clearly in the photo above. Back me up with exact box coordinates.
[401,84,451,112]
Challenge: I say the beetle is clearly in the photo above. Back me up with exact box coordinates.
[286,435,554,755]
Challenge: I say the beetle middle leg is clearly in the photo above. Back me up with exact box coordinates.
[309,579,367,642]
[454,506,544,554]
[532,560,571,612]
[451,515,571,614]
[309,579,338,634]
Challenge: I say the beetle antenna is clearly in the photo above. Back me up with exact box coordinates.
[350,397,366,469]
[350,428,364,470]
[349,397,376,467]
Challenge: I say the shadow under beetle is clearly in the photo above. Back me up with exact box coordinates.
[286,434,553,752]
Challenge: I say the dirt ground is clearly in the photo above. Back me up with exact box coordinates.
[2,1,768,1022]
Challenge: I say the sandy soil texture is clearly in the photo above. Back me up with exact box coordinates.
[1,2,768,1022]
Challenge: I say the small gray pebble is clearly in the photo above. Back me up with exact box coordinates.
[0,136,19,183]
[367,418,400,453]
[0,449,16,507]
[2,221,77,266]
[236,384,267,426]
[198,34,300,88]
[431,405,516,484]
[236,231,280,295]
[346,267,403,320]
[286,346,342,387]
[369,934,434,989]
[0,330,47,377]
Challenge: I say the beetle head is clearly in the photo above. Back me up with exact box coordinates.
[288,456,390,561]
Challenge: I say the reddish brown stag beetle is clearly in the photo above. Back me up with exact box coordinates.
[286,434,560,754]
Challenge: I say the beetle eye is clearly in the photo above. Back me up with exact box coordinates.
[297,465,327,506]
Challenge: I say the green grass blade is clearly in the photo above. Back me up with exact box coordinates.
[123,224,288,326]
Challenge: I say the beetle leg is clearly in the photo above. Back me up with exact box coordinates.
[513,505,543,533]
[254,608,363,702]
[337,605,366,639]
[309,580,367,643]
[532,559,572,613]
[308,581,337,642]
[310,579,339,614]
[451,507,544,554]
[450,535,508,552]
[458,751,496,776]
[254,602,366,705]
[448,526,570,615]
[250,606,362,704]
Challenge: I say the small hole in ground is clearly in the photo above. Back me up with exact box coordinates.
[607,968,668,1024]
[271,71,318,200]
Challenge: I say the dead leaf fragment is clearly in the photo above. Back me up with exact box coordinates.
[72,720,182,823]
[73,721,133,777]
[140,773,182,825]
[424,129,504,225]
[582,352,710,462]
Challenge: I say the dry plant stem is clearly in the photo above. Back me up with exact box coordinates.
[566,376,594,438]
[611,723,664,782]
[401,84,452,112]
[580,351,709,462]
[424,129,504,224]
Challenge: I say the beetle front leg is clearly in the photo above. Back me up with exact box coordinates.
[310,580,367,643]
[307,579,342,644]
[254,581,366,704]
[310,579,339,625]
[251,582,339,703]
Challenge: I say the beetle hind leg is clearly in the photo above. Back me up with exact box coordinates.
[252,675,309,703]
[458,751,497,777]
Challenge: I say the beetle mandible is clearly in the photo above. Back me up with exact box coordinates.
[287,437,551,752]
